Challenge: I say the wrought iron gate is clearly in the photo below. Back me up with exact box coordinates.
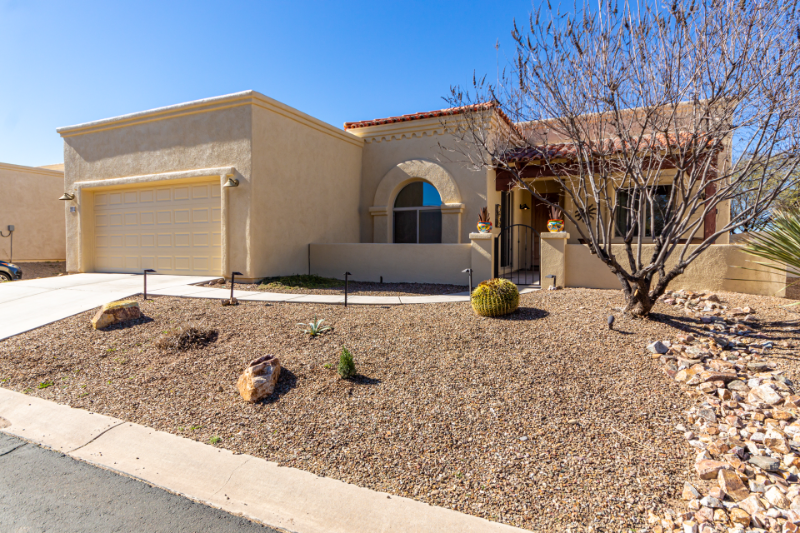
[494,224,541,286]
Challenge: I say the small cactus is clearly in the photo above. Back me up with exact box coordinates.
[471,278,519,317]
[338,346,356,379]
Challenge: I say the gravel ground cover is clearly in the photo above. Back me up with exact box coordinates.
[208,276,469,296]
[2,289,798,531]
[16,261,66,279]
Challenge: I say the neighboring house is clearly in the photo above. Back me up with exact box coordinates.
[57,90,755,293]
[0,162,66,263]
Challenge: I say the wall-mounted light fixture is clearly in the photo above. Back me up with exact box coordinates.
[520,204,530,211]
[222,177,239,188]
[58,192,75,201]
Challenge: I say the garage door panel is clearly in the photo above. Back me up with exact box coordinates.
[94,181,221,276]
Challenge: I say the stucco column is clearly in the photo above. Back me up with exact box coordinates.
[369,206,389,243]
[441,203,464,243]
[469,232,495,284]
[540,232,569,289]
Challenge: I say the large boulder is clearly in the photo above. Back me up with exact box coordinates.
[91,300,141,330]
[237,355,281,403]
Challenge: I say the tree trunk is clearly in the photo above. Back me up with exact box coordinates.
[625,288,655,317]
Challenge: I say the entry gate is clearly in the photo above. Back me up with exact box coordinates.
[494,224,541,286]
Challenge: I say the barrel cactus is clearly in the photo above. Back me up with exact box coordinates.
[471,278,519,317]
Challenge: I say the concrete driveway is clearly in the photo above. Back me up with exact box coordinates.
[0,273,220,341]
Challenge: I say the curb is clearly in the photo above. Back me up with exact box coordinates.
[0,388,528,533]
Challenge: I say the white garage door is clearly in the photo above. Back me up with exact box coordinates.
[93,181,222,275]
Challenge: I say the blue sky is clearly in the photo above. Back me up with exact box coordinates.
[0,0,535,166]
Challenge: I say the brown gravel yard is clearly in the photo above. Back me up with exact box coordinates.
[2,289,800,531]
[16,261,66,279]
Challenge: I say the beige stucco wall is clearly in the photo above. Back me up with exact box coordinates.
[250,105,362,278]
[310,243,471,285]
[348,117,486,244]
[0,163,65,262]
[566,243,785,296]
[57,91,363,280]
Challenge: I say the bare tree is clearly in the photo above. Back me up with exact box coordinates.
[444,0,800,317]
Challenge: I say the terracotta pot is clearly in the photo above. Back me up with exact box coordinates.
[547,219,564,233]
[477,221,492,233]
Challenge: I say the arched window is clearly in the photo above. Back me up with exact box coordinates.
[393,181,443,243]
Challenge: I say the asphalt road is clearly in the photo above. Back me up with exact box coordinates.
[0,433,280,533]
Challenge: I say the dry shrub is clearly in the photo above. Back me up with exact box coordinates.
[156,325,218,351]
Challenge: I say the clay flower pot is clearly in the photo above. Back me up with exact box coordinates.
[547,219,564,233]
[477,221,492,233]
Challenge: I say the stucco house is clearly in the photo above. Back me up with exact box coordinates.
[57,90,770,295]
[0,162,66,263]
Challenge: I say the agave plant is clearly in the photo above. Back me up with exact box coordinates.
[741,207,800,299]
[298,316,332,337]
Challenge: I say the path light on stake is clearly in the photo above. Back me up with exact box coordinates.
[229,271,243,304]
[143,269,156,300]
[462,268,473,295]
[344,272,352,308]
[545,274,557,290]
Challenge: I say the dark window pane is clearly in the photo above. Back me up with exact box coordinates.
[394,210,417,243]
[395,183,424,208]
[422,182,443,206]
[419,210,442,243]
[616,189,632,236]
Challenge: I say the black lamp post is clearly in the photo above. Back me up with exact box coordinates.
[143,269,156,300]
[230,271,243,302]
[344,272,351,307]
[462,268,473,295]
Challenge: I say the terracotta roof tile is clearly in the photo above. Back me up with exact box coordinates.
[344,102,516,131]
[503,132,714,164]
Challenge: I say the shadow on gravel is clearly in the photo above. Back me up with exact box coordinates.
[259,368,298,404]
[349,375,381,386]
[496,307,550,321]
[99,316,155,331]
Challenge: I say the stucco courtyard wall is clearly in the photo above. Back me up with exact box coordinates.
[310,243,471,285]
[566,244,786,297]
[250,103,363,279]
[0,163,65,262]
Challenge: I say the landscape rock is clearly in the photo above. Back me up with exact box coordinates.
[696,459,732,480]
[728,507,751,526]
[648,341,669,354]
[91,300,141,330]
[766,485,792,509]
[236,355,281,403]
[718,469,750,502]
[749,455,781,472]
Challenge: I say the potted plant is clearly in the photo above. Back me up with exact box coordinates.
[477,206,492,233]
[547,204,564,232]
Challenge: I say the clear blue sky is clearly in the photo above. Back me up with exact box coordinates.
[0,0,535,167]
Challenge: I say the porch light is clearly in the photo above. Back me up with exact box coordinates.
[59,192,75,201]
[520,204,530,210]
[223,177,240,188]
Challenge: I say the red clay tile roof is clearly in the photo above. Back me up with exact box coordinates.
[503,132,714,164]
[344,102,516,131]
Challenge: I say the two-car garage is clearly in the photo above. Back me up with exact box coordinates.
[92,180,222,276]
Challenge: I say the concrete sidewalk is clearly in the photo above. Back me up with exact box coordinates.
[0,388,527,533]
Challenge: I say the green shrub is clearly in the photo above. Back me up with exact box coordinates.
[471,278,519,317]
[338,346,356,379]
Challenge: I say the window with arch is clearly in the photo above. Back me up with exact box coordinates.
[393,181,443,243]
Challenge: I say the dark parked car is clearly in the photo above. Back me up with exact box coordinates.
[0,260,22,281]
